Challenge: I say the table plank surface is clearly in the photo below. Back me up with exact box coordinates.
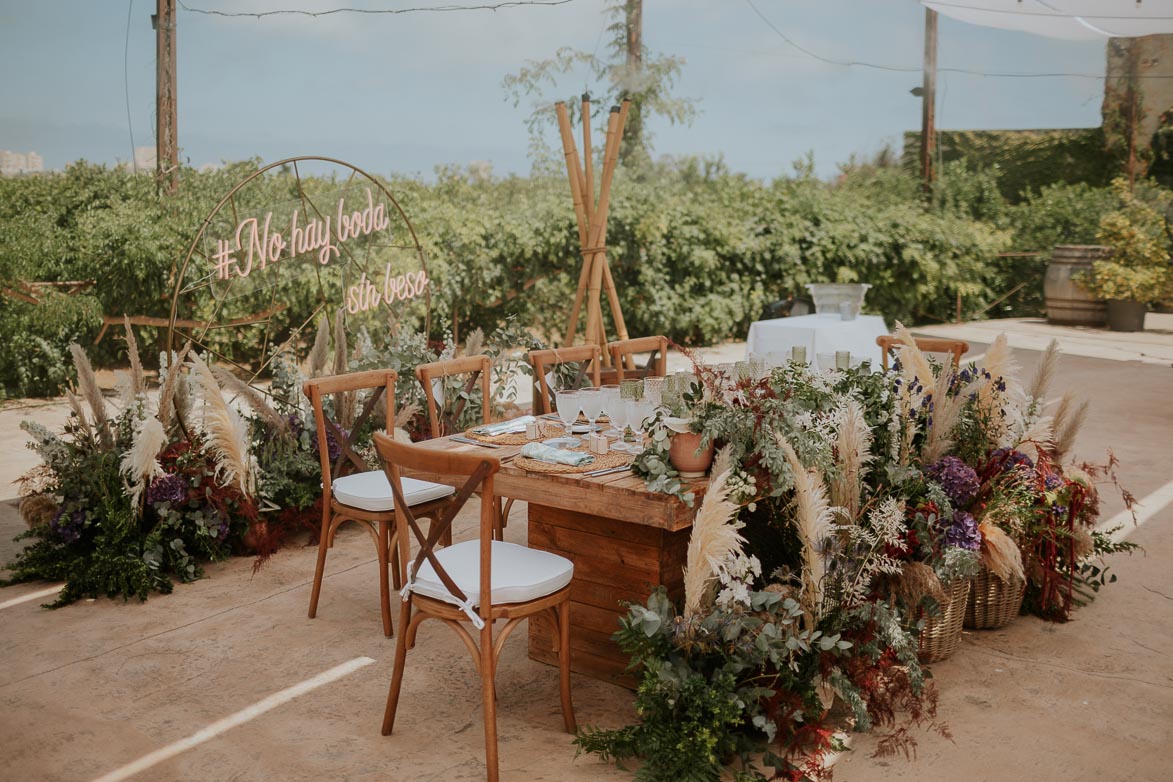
[402,432,705,531]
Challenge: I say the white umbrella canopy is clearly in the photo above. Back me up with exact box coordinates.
[922,0,1173,40]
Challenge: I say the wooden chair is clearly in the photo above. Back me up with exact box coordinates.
[416,355,514,540]
[608,335,668,382]
[416,355,492,440]
[528,344,601,415]
[375,434,576,782]
[303,369,455,637]
[876,335,970,372]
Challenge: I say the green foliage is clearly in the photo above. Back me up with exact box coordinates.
[903,128,1114,201]
[1079,179,1173,301]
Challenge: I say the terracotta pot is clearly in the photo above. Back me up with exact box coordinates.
[668,431,714,478]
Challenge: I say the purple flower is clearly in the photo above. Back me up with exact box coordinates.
[926,456,980,508]
[945,511,981,551]
[147,473,189,506]
[991,448,1034,474]
[50,507,84,543]
[1044,474,1062,491]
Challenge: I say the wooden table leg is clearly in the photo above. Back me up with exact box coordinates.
[526,503,688,689]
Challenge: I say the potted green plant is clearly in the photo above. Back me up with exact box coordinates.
[1077,179,1173,332]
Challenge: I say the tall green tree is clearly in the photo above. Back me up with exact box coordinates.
[502,0,696,170]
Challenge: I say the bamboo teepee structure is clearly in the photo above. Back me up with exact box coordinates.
[555,95,632,364]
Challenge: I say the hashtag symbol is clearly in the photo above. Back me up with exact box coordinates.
[212,239,237,280]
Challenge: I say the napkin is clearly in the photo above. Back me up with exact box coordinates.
[519,442,595,466]
[471,415,535,436]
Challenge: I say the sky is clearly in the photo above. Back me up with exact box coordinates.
[0,0,1108,180]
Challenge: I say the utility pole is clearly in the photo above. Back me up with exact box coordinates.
[621,0,644,164]
[154,0,178,195]
[919,6,938,197]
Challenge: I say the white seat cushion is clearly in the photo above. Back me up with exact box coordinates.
[412,540,573,608]
[332,471,455,512]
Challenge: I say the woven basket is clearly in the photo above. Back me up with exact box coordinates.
[965,567,1025,630]
[918,578,970,664]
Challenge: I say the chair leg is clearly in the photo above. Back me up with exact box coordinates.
[493,498,505,541]
[480,622,500,782]
[382,598,413,736]
[389,530,402,592]
[557,598,577,733]
[307,510,332,620]
[377,519,393,637]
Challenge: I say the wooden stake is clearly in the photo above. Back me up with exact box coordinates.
[556,102,591,344]
[581,93,595,228]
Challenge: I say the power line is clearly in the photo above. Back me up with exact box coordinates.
[176,0,577,19]
[741,0,1173,81]
[929,0,1173,21]
[124,0,137,173]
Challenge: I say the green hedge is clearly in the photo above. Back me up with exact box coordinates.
[13,157,1154,398]
[903,128,1115,201]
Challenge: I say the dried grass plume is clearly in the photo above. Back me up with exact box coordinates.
[683,447,744,618]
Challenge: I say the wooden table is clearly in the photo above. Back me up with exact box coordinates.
[404,433,704,688]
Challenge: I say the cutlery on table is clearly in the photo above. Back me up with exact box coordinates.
[449,435,502,449]
[582,465,632,478]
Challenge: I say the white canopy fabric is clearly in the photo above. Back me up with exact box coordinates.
[922,1,1173,40]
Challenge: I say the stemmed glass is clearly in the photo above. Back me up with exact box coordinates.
[606,395,631,452]
[553,389,581,447]
[600,384,623,438]
[625,398,654,453]
[578,386,603,437]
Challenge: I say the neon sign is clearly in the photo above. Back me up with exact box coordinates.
[208,186,428,313]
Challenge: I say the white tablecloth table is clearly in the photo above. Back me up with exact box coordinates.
[745,313,888,371]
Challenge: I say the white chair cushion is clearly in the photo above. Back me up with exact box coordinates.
[332,471,455,512]
[412,540,573,608]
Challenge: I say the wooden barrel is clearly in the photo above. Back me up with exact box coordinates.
[1045,245,1108,326]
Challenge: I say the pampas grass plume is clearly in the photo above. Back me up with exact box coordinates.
[830,398,871,519]
[978,521,1024,583]
[121,415,167,509]
[683,446,743,618]
[212,365,287,434]
[1027,339,1061,403]
[308,313,330,378]
[157,342,192,431]
[69,343,111,449]
[777,434,835,623]
[123,316,146,398]
[190,354,253,495]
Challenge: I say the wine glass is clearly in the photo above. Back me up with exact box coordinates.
[600,384,623,438]
[578,386,603,436]
[606,394,631,452]
[553,389,581,446]
[625,398,654,453]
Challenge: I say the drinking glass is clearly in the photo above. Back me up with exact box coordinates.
[625,399,654,452]
[620,379,643,402]
[578,386,603,435]
[643,376,665,408]
[600,384,623,437]
[554,389,581,444]
[607,399,632,452]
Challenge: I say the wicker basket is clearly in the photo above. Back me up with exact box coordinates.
[918,578,970,664]
[965,567,1026,630]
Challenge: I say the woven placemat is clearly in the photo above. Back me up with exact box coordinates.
[464,421,562,445]
[514,447,632,475]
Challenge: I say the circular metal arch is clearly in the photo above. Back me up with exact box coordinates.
[167,155,431,378]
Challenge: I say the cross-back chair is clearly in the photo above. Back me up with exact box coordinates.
[416,355,492,440]
[608,335,668,382]
[528,344,602,415]
[876,335,970,372]
[374,434,576,782]
[303,369,455,637]
[416,355,515,540]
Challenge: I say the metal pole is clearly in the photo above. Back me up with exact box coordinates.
[920,7,938,198]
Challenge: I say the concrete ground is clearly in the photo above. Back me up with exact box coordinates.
[1,319,1170,782]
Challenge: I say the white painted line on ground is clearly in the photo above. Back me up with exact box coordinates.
[0,584,64,610]
[89,656,377,782]
[1097,478,1173,543]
